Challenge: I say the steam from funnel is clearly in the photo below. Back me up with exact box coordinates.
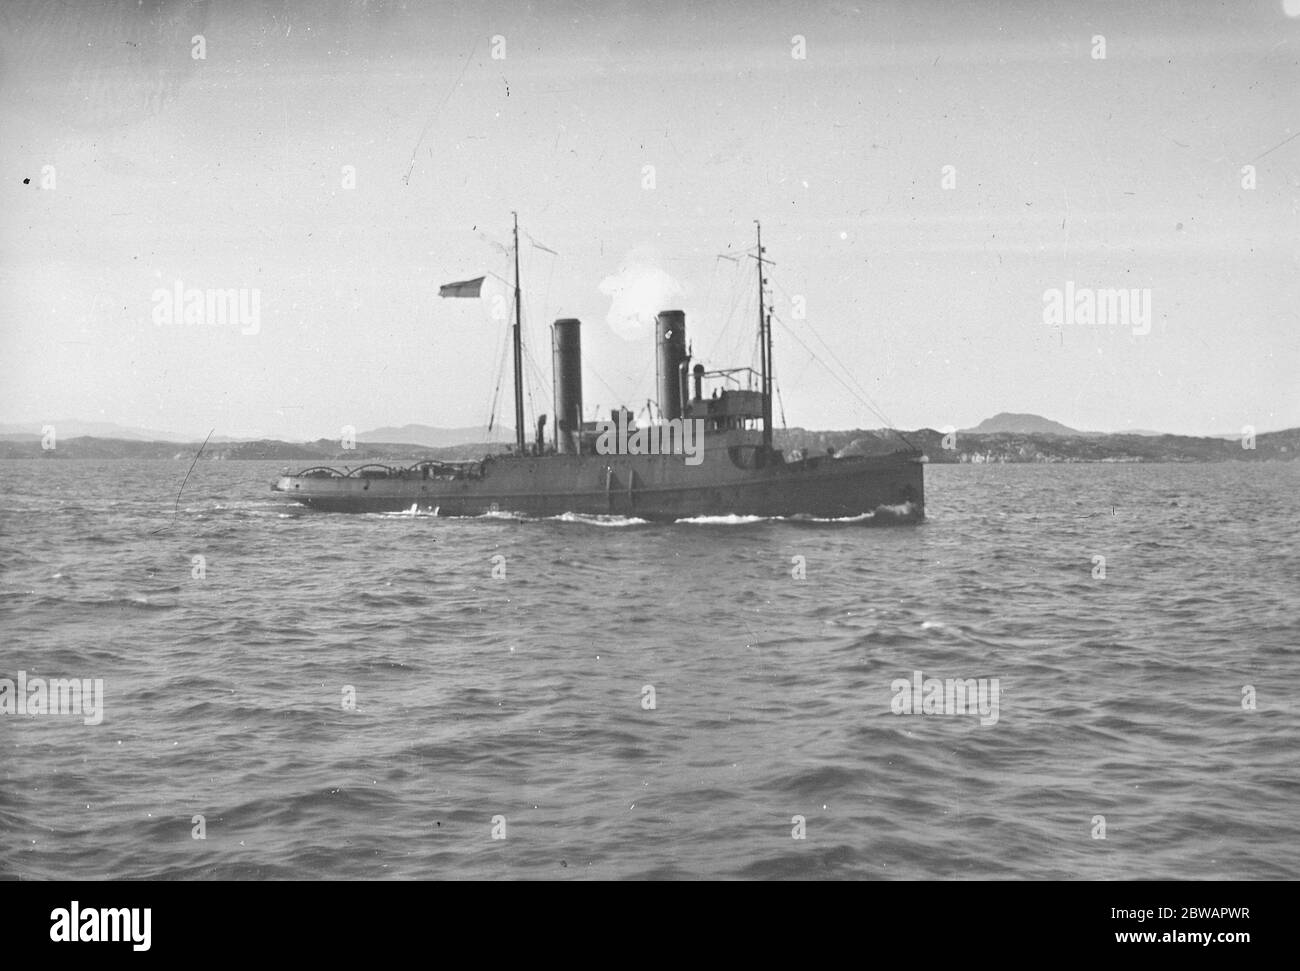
[598,248,684,341]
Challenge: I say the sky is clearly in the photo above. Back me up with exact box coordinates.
[1,0,1297,440]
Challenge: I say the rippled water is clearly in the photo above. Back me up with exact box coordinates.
[2,459,1297,879]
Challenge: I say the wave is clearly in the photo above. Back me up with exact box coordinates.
[367,504,440,519]
[546,512,649,527]
[674,502,919,526]
[786,501,919,523]
[674,514,768,525]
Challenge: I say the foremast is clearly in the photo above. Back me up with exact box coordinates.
[511,212,525,454]
[756,220,774,450]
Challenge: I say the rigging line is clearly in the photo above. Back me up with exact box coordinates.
[585,361,625,415]
[486,341,502,432]
[700,256,720,335]
[539,252,557,330]
[517,303,553,427]
[768,278,865,393]
[770,277,897,427]
[724,265,750,361]
[774,365,787,431]
[403,38,477,186]
[150,429,214,535]
[1248,131,1300,164]
[485,314,510,435]
[517,290,538,375]
[518,249,555,404]
[523,230,559,255]
[471,231,515,440]
[712,259,748,366]
[522,343,550,411]
[771,311,917,450]
[769,313,891,426]
[623,322,655,403]
[485,265,516,435]
[485,250,516,436]
[700,251,738,349]
[812,328,900,431]
[805,317,894,425]
[515,293,533,427]
[519,243,559,372]
[525,385,540,434]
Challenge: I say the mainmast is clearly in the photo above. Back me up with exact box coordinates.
[756,220,773,449]
[511,212,525,454]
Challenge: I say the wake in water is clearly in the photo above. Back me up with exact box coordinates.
[409,502,921,528]
[547,512,649,527]
[437,510,648,526]
[368,504,441,519]
[673,514,768,525]
[678,501,921,526]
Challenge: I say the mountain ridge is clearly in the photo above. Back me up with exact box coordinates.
[3,425,1296,463]
[961,413,1084,436]
[1,414,1293,460]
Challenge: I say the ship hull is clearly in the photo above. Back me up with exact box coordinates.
[273,447,924,523]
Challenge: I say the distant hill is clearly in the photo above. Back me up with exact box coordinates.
[774,426,1298,463]
[0,421,511,447]
[356,424,512,447]
[2,427,1296,462]
[0,436,510,462]
[962,413,1082,436]
[0,420,224,442]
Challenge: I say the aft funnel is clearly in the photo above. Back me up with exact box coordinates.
[655,310,687,421]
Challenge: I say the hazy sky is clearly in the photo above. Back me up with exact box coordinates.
[1,0,1296,439]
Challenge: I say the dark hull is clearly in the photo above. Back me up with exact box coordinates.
[273,446,925,523]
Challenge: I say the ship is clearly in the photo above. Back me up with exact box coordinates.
[272,217,924,522]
